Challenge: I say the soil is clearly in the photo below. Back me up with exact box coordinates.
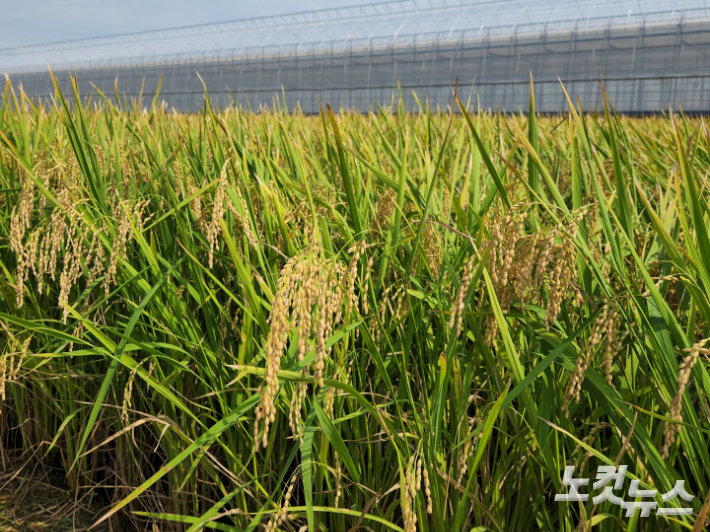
[0,450,112,532]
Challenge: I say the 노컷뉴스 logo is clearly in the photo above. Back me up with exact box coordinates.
[554,465,693,517]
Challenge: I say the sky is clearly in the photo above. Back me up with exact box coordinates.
[0,0,377,49]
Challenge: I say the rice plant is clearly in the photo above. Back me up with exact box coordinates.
[1,74,710,531]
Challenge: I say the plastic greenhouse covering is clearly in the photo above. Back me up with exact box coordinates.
[2,0,710,112]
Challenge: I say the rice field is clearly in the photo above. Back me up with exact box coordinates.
[1,76,710,531]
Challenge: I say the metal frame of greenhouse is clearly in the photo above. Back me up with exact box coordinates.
[2,0,710,113]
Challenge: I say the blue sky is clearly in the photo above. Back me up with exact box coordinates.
[0,0,375,48]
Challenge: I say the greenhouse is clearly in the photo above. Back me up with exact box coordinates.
[2,0,710,112]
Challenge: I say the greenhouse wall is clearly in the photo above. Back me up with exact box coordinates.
[3,1,710,113]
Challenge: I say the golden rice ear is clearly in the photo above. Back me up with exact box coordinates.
[563,305,619,417]
[333,451,342,508]
[254,242,371,448]
[206,160,230,269]
[401,455,418,532]
[662,339,707,458]
[120,359,146,427]
[449,254,476,339]
[9,171,36,309]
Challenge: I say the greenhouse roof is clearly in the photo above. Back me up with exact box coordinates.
[2,0,709,73]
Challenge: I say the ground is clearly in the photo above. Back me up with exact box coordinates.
[0,451,111,532]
